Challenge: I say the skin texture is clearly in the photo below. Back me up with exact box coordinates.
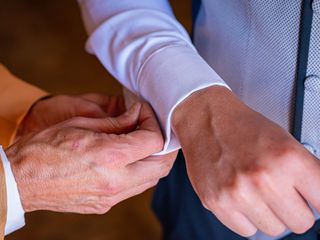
[15,94,126,139]
[172,86,320,237]
[7,94,177,214]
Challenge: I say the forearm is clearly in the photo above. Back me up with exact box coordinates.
[79,0,230,152]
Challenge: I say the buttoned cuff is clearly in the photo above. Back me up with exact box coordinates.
[0,146,25,235]
[137,45,230,154]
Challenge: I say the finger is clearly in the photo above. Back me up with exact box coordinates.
[210,206,257,237]
[65,102,141,134]
[295,157,320,215]
[56,96,108,118]
[67,102,165,163]
[136,102,161,134]
[123,103,164,155]
[226,181,287,236]
[80,93,125,117]
[107,179,159,206]
[262,183,314,234]
[238,198,286,236]
[80,93,111,106]
[125,152,176,185]
[98,102,165,164]
[77,101,109,118]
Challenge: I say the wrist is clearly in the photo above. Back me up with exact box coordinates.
[172,86,233,135]
[5,144,37,213]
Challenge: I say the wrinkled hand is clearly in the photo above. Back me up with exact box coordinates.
[172,86,320,237]
[16,93,125,138]
[7,103,176,214]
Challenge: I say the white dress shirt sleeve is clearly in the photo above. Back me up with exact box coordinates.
[0,146,25,235]
[78,0,230,154]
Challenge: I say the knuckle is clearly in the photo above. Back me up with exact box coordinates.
[160,168,171,178]
[275,143,301,164]
[228,187,247,205]
[246,167,271,189]
[158,169,170,179]
[159,159,174,175]
[201,192,221,213]
[267,142,314,176]
[223,178,247,203]
[200,192,221,212]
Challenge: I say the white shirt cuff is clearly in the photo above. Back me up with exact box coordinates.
[0,146,25,235]
[137,45,231,154]
[80,3,231,154]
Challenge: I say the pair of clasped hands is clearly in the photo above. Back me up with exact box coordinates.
[8,87,320,237]
[8,93,177,214]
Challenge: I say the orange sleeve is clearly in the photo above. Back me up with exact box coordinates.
[0,153,6,239]
[0,65,48,147]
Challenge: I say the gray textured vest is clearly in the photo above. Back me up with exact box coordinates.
[193,0,320,158]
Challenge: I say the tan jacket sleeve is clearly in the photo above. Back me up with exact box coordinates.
[0,64,48,238]
[0,65,48,147]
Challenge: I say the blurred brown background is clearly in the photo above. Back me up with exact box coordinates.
[0,0,191,239]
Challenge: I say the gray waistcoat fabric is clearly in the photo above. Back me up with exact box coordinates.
[194,0,320,159]
[193,1,320,239]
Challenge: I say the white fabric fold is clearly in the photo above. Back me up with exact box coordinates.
[0,146,25,235]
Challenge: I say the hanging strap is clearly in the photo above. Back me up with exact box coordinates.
[292,0,314,141]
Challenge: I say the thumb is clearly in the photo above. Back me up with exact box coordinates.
[66,102,142,134]
[103,102,141,134]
